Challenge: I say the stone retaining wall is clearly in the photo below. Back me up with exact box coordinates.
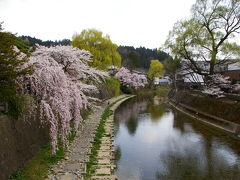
[169,90,240,124]
[0,111,49,180]
[169,90,240,135]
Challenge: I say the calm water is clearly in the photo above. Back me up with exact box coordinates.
[113,97,240,180]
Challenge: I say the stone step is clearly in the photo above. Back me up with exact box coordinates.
[98,150,114,154]
[45,96,133,180]
[99,143,113,147]
[97,159,111,165]
[97,151,112,156]
[93,165,116,170]
[99,146,111,150]
[91,175,117,180]
[101,139,113,143]
[63,162,85,171]
[94,168,111,175]
[55,172,78,180]
[101,137,113,140]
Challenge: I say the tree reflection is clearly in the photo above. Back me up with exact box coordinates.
[114,146,121,165]
[156,155,204,180]
[114,98,147,135]
[156,152,240,180]
[172,110,186,134]
[155,134,240,180]
[114,98,240,180]
[147,103,164,122]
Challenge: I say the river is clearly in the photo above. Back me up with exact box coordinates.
[113,97,240,180]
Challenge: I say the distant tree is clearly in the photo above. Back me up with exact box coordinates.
[163,57,181,89]
[0,27,32,117]
[118,46,170,70]
[0,22,3,31]
[115,67,148,89]
[72,29,121,70]
[127,51,140,70]
[164,57,181,77]
[165,0,240,76]
[19,35,71,48]
[148,60,165,85]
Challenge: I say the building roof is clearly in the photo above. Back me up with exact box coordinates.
[228,62,240,71]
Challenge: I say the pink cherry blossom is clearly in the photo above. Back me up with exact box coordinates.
[19,45,108,153]
[115,67,148,89]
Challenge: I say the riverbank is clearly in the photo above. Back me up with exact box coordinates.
[169,90,240,136]
[44,94,133,180]
[88,95,134,179]
[8,95,132,180]
[113,95,240,179]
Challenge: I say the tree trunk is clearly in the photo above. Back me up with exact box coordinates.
[174,73,178,92]
[209,50,217,75]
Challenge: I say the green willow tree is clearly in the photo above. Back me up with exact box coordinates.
[148,60,165,86]
[72,29,121,70]
[0,23,32,117]
[165,0,240,76]
[164,57,181,89]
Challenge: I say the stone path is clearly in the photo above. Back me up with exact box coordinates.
[90,96,134,180]
[45,95,130,180]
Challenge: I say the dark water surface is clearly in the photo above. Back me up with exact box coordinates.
[113,97,240,180]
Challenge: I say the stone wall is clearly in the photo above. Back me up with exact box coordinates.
[169,90,240,124]
[0,108,49,180]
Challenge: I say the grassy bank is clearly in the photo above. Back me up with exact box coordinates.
[8,112,90,180]
[136,86,170,98]
[8,96,128,180]
[84,106,113,178]
[9,144,65,180]
[85,96,131,178]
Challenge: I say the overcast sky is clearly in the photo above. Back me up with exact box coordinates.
[0,0,196,49]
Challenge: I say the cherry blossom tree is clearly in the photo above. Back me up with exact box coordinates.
[202,74,230,97]
[115,67,148,89]
[232,84,240,94]
[19,45,108,153]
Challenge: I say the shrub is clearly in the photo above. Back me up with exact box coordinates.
[120,85,134,94]
[98,77,121,99]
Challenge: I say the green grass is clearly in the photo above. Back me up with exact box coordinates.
[155,86,170,97]
[9,96,130,180]
[84,96,130,178]
[9,113,91,180]
[9,144,65,180]
[114,146,121,162]
[83,112,91,122]
[85,106,113,177]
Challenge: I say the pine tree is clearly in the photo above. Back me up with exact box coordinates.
[0,24,32,117]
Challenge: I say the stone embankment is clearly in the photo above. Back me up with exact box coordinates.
[45,95,133,180]
[90,96,134,180]
[169,90,240,136]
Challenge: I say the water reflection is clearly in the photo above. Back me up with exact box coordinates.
[114,99,148,135]
[114,98,240,180]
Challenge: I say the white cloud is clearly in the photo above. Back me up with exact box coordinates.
[0,0,196,48]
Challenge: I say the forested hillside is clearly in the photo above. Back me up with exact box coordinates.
[18,36,170,71]
[19,35,71,48]
[117,46,170,71]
